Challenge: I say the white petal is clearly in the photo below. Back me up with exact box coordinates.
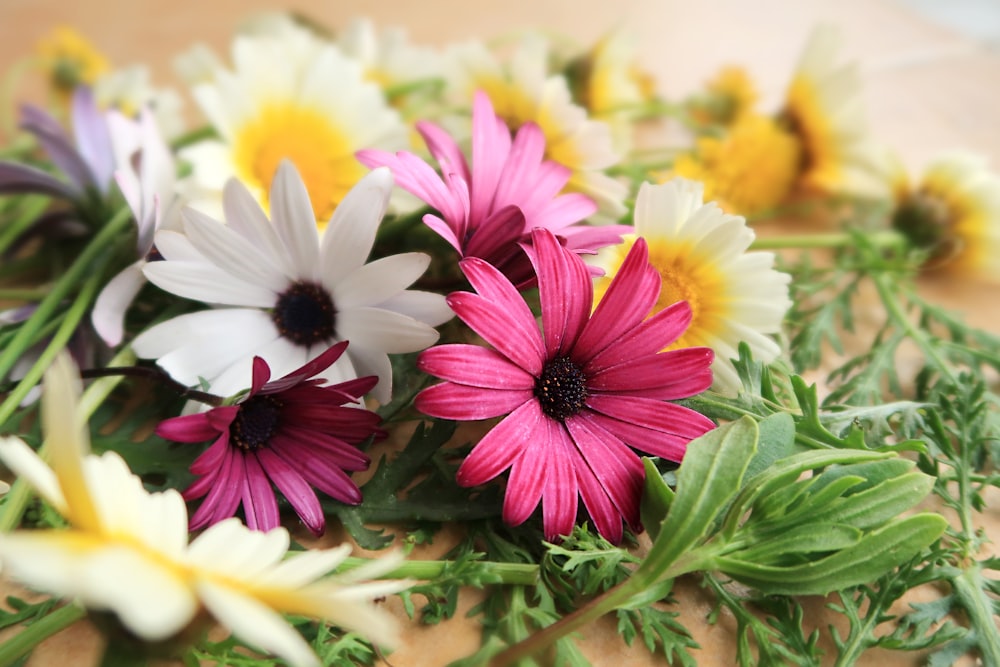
[269,162,321,280]
[373,290,454,327]
[197,579,320,667]
[254,545,351,589]
[341,343,392,405]
[223,179,298,279]
[333,253,429,309]
[181,206,290,291]
[188,519,290,578]
[144,261,277,308]
[92,261,146,347]
[320,168,392,285]
[0,437,66,512]
[337,308,439,354]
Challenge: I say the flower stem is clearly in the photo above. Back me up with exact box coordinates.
[0,194,49,256]
[0,603,86,667]
[77,365,223,407]
[0,206,131,382]
[951,564,1000,667]
[338,557,539,586]
[750,229,906,251]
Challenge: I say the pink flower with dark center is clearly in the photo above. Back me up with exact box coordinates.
[357,91,628,288]
[156,341,384,536]
[415,228,716,543]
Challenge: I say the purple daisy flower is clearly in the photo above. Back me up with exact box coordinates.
[156,340,384,536]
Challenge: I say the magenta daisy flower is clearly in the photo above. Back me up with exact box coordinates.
[156,341,384,536]
[415,228,716,543]
[357,91,628,288]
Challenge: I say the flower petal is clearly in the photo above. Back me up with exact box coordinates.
[416,382,532,420]
[456,399,544,486]
[418,345,535,390]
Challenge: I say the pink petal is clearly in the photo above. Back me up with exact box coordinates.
[416,382,532,420]
[464,205,525,263]
[257,447,325,536]
[241,453,280,532]
[575,457,623,544]
[493,122,549,212]
[574,238,660,363]
[526,228,591,358]
[584,397,716,462]
[278,425,371,471]
[187,448,244,530]
[535,193,600,232]
[188,436,232,475]
[502,439,547,527]
[565,417,643,530]
[588,347,714,399]
[204,406,239,432]
[418,344,535,390]
[155,413,218,442]
[249,357,271,395]
[416,120,470,184]
[584,301,694,372]
[541,420,581,541]
[470,91,510,224]
[422,213,463,254]
[456,399,545,486]
[261,340,348,393]
[271,436,363,505]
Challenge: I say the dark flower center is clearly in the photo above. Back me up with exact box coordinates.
[231,395,282,451]
[891,190,953,254]
[534,356,589,421]
[272,281,336,347]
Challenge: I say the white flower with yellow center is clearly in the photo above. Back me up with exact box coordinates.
[0,354,409,667]
[179,19,407,224]
[780,25,885,197]
[590,179,791,394]
[891,151,1000,281]
[445,34,627,222]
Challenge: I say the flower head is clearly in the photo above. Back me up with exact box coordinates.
[444,35,628,221]
[779,25,884,196]
[590,179,792,394]
[133,162,451,403]
[416,228,715,543]
[673,113,801,217]
[0,354,408,667]
[178,20,407,222]
[359,91,626,287]
[686,65,758,128]
[157,341,384,536]
[35,26,109,94]
[891,151,1000,281]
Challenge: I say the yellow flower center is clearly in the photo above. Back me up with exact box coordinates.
[233,104,366,223]
[35,26,110,93]
[594,237,727,350]
[690,66,758,127]
[673,114,801,217]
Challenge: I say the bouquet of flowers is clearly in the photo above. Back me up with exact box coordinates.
[0,11,997,666]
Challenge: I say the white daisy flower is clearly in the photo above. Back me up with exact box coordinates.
[336,17,444,102]
[445,34,628,223]
[780,25,886,197]
[178,19,407,223]
[589,179,792,394]
[0,354,409,667]
[133,161,452,403]
[94,64,186,139]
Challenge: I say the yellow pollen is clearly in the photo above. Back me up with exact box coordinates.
[233,104,366,224]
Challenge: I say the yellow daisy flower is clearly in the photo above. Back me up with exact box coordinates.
[34,26,110,94]
[590,179,791,394]
[673,113,801,218]
[779,25,884,196]
[0,354,409,667]
[179,20,407,223]
[446,34,628,222]
[891,152,1000,281]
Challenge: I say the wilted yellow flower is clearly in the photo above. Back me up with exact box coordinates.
[673,113,801,217]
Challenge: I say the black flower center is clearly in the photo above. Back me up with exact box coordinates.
[534,356,589,421]
[891,190,953,253]
[272,281,336,347]
[231,395,282,451]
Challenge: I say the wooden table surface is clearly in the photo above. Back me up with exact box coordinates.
[0,1,998,665]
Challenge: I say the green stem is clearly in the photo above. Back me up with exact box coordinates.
[169,125,216,151]
[0,195,50,256]
[0,206,130,381]
[0,287,53,301]
[0,603,86,667]
[750,230,906,251]
[338,557,538,586]
[951,564,1000,667]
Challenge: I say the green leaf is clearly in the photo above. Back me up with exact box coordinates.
[744,411,795,481]
[716,513,947,595]
[639,457,675,543]
[731,523,862,563]
[639,416,758,577]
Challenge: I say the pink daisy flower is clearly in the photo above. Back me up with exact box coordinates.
[357,91,628,288]
[156,341,384,536]
[415,228,716,543]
